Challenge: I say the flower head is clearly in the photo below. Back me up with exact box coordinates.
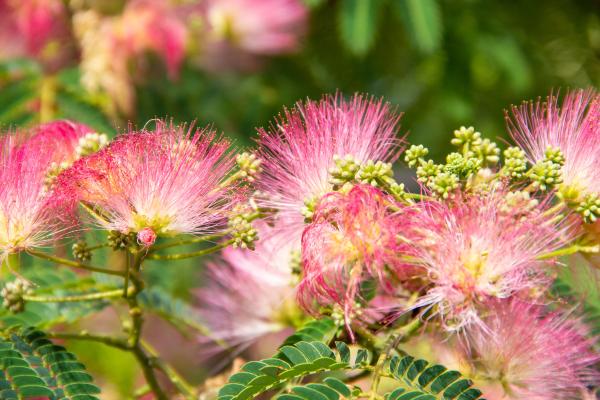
[0,131,75,257]
[196,220,297,348]
[464,299,599,400]
[56,122,238,243]
[507,89,600,199]
[298,184,411,331]
[406,189,572,330]
[193,0,307,70]
[257,93,403,242]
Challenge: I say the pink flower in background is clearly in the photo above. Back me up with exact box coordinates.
[298,185,410,332]
[0,0,73,68]
[406,189,572,331]
[25,120,95,166]
[257,94,403,243]
[0,132,74,257]
[464,299,599,400]
[115,0,187,78]
[55,122,237,243]
[507,89,600,196]
[192,0,307,70]
[196,220,297,349]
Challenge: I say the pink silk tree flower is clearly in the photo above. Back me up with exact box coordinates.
[297,184,411,333]
[55,122,237,246]
[405,189,573,331]
[507,89,600,197]
[0,0,74,69]
[191,0,307,71]
[25,120,96,165]
[0,133,74,258]
[463,299,599,400]
[196,220,297,350]
[257,93,403,244]
[114,0,187,78]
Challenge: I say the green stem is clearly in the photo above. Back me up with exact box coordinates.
[369,318,422,399]
[537,244,599,260]
[46,332,129,351]
[39,75,56,123]
[147,240,233,261]
[141,340,197,400]
[27,250,125,277]
[24,289,124,303]
[149,234,225,252]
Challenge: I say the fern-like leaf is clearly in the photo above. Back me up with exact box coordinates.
[0,327,101,399]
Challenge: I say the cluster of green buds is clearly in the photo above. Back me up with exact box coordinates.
[576,193,600,224]
[329,154,360,189]
[108,230,137,251]
[72,240,92,262]
[43,161,70,191]
[328,154,407,202]
[501,147,528,179]
[330,302,363,327]
[228,206,258,250]
[528,146,564,191]
[76,132,108,158]
[301,195,318,222]
[1,279,33,313]
[236,152,262,182]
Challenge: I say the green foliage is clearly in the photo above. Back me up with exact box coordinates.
[387,353,484,399]
[337,0,384,56]
[394,0,443,54]
[0,327,100,399]
[0,62,115,134]
[0,269,112,330]
[217,340,348,400]
[280,318,338,347]
[217,338,484,400]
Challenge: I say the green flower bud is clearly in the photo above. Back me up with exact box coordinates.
[404,145,429,168]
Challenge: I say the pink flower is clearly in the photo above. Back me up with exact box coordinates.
[196,221,297,348]
[507,89,600,196]
[406,189,572,331]
[0,0,73,68]
[192,0,307,70]
[463,299,599,400]
[55,122,237,243]
[114,0,187,78]
[257,94,403,243]
[0,131,75,257]
[25,120,95,166]
[297,185,411,332]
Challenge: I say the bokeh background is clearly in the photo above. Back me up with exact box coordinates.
[0,0,598,397]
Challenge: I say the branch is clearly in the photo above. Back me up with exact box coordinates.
[46,331,129,351]
[24,289,125,303]
[147,240,233,261]
[142,340,197,400]
[27,250,125,277]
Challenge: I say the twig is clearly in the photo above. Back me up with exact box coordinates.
[147,240,233,260]
[24,289,124,303]
[27,250,125,277]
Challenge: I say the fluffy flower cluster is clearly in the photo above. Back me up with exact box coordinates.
[0,121,92,258]
[1,89,599,400]
[56,122,237,246]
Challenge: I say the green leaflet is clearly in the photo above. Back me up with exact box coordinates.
[394,0,443,54]
[217,338,486,400]
[0,328,101,399]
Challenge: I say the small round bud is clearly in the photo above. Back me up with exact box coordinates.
[301,196,318,222]
[416,160,442,184]
[529,160,562,191]
[428,172,459,199]
[1,279,33,314]
[137,228,157,247]
[444,152,481,178]
[236,152,262,182]
[72,240,92,262]
[544,145,565,166]
[474,138,500,165]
